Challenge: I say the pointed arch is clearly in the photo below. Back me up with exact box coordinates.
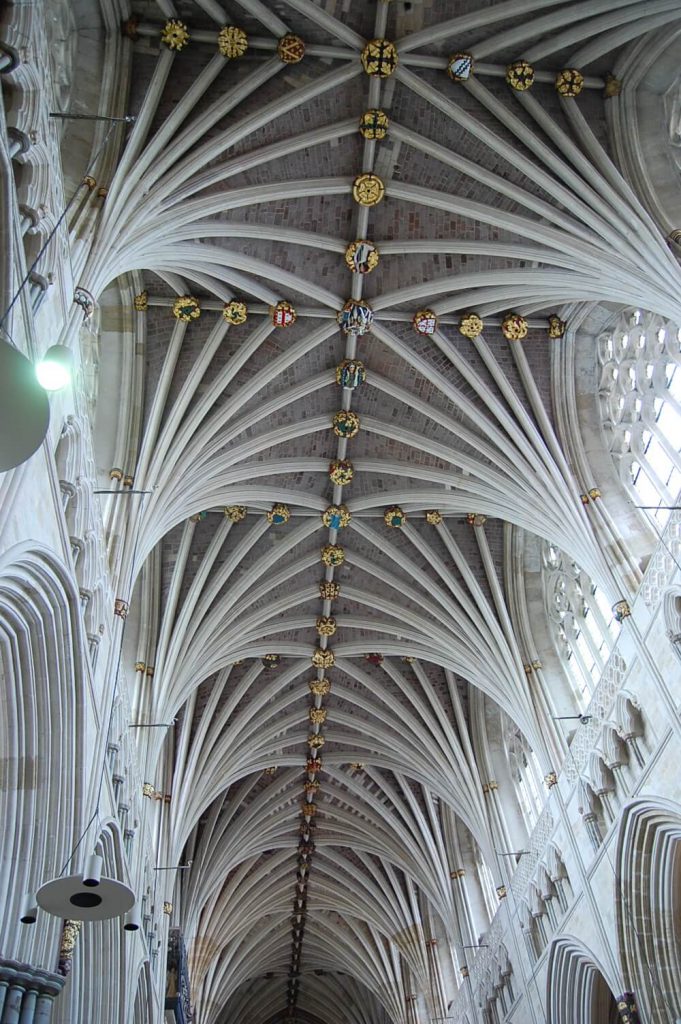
[0,544,87,969]
[132,959,154,1024]
[546,937,620,1024]
[615,797,681,1021]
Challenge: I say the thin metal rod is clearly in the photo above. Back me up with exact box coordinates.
[635,505,681,509]
[94,489,152,494]
[49,113,136,123]
[129,723,174,728]
[153,864,191,871]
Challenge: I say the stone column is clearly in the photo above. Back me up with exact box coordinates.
[33,996,55,1024]
[0,961,64,1024]
[459,842,490,940]
[405,994,419,1024]
[2,983,25,1024]
[482,780,513,870]
[425,939,446,1020]
[18,989,37,1024]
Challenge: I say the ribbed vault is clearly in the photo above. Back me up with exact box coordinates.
[86,1,681,1022]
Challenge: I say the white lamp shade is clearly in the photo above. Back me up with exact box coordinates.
[19,892,38,924]
[124,903,142,931]
[82,853,103,887]
[37,874,135,922]
[0,339,50,471]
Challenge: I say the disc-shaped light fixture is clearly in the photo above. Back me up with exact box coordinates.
[0,338,50,471]
[37,874,135,922]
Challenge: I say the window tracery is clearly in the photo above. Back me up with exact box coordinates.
[542,544,619,706]
[665,590,681,664]
[479,948,514,1024]
[521,885,549,959]
[544,844,572,914]
[504,724,545,831]
[598,308,681,523]
[499,712,548,831]
[474,849,498,923]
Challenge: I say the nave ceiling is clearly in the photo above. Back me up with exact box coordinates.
[74,0,681,1021]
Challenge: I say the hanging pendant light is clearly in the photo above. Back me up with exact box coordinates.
[0,338,50,471]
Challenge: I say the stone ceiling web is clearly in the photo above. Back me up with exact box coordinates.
[86,0,681,1020]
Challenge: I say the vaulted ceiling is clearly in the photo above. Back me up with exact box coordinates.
[86,1,681,1022]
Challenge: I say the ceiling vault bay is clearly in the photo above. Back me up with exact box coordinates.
[88,1,681,1022]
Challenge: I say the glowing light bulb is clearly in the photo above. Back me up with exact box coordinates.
[35,345,72,391]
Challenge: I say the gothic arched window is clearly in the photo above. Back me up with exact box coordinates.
[598,308,681,523]
[503,719,545,831]
[475,847,499,922]
[542,544,619,706]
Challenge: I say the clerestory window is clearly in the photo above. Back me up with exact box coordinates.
[503,718,545,830]
[598,309,681,524]
[542,544,619,707]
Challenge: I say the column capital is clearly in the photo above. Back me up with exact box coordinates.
[0,958,65,999]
